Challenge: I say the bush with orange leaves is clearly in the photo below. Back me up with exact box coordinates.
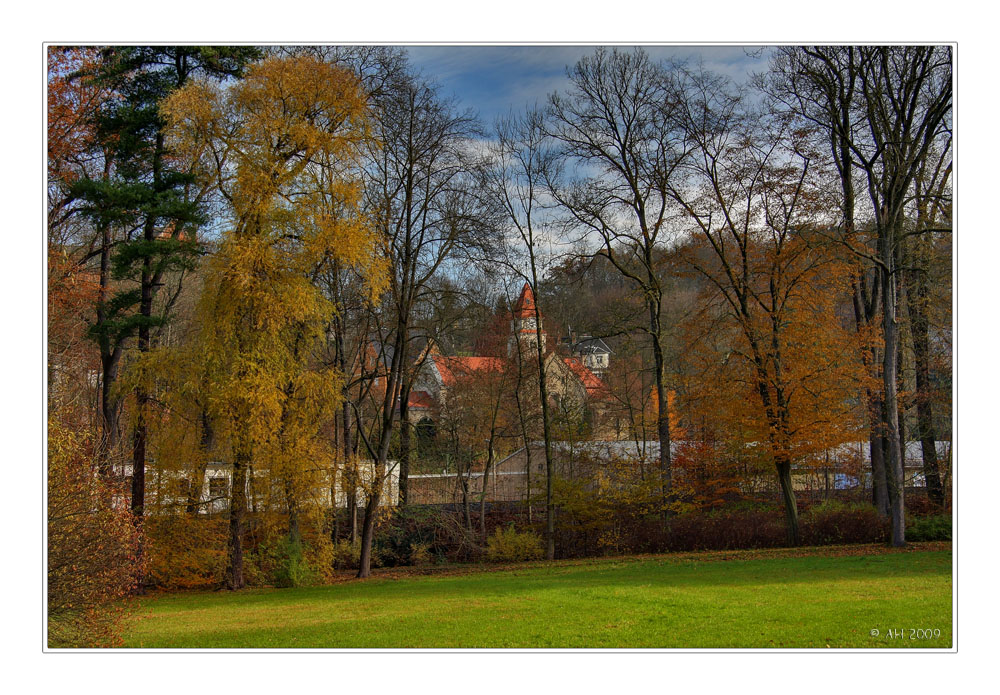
[672,440,746,511]
[48,416,143,648]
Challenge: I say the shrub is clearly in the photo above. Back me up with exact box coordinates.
[368,507,415,566]
[656,503,891,552]
[247,530,334,587]
[907,492,950,517]
[365,505,478,565]
[409,542,432,566]
[906,514,952,542]
[800,502,889,545]
[145,515,227,590]
[272,537,310,588]
[725,499,782,513]
[331,539,361,569]
[485,525,544,562]
[801,499,857,514]
[665,509,787,552]
[48,417,143,647]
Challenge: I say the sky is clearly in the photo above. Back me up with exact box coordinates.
[404,45,772,126]
[399,46,773,274]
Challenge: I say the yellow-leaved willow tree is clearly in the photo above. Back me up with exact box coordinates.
[163,56,387,589]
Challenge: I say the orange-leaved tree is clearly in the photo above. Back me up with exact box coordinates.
[672,67,865,544]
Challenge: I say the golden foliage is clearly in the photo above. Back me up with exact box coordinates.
[145,515,228,590]
[163,54,386,434]
[161,55,387,297]
[156,56,387,552]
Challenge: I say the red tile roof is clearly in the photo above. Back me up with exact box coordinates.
[433,356,506,387]
[430,353,604,401]
[562,356,606,397]
[407,390,435,410]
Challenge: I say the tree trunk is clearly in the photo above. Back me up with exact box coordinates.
[347,470,358,543]
[647,294,674,514]
[342,400,357,542]
[130,399,147,517]
[227,452,249,590]
[357,322,407,578]
[905,243,945,507]
[129,131,163,592]
[357,468,383,579]
[867,391,890,516]
[345,400,357,544]
[776,458,799,546]
[95,213,122,483]
[851,278,890,517]
[186,410,213,514]
[513,358,533,523]
[398,383,411,506]
[461,472,472,532]
[896,266,908,469]
[479,441,495,544]
[285,478,300,543]
[98,349,122,481]
[529,297,555,561]
[880,258,906,547]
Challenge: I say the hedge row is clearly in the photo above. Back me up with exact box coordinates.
[144,501,949,588]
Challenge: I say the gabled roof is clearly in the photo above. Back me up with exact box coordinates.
[432,355,506,387]
[512,282,540,320]
[562,356,605,396]
[573,336,612,355]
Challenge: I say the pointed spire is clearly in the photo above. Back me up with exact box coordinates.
[512,282,539,319]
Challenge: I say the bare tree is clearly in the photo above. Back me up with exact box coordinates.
[902,138,951,507]
[355,67,484,578]
[480,109,565,556]
[546,48,688,511]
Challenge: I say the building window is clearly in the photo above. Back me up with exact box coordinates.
[209,476,229,499]
[833,473,858,490]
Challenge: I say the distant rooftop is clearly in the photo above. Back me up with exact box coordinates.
[571,335,612,355]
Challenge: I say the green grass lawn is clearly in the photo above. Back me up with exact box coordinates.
[123,546,952,649]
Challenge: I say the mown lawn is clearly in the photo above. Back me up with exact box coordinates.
[123,545,952,649]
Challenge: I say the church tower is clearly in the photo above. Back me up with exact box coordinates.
[508,282,546,358]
